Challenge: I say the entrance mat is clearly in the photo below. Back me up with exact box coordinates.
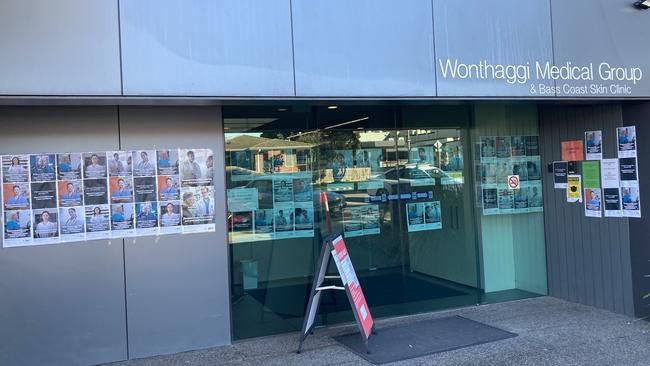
[246,272,467,319]
[333,316,516,365]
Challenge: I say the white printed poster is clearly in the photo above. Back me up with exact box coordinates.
[584,188,602,218]
[406,201,442,232]
[616,126,637,158]
[585,130,603,160]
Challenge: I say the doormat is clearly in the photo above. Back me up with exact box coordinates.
[333,316,516,365]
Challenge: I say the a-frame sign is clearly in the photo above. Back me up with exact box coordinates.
[297,233,375,353]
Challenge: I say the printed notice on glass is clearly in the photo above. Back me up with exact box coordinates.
[553,161,568,189]
[567,175,582,203]
[406,201,442,232]
[584,188,602,218]
[617,126,637,158]
[585,131,603,160]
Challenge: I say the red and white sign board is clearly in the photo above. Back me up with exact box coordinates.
[507,175,520,190]
[331,235,374,339]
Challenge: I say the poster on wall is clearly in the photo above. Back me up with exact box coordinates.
[621,186,642,218]
[582,161,600,189]
[618,158,639,188]
[1,148,215,248]
[567,175,582,203]
[617,126,637,158]
[553,161,568,189]
[584,131,603,160]
[584,188,602,218]
[561,141,584,162]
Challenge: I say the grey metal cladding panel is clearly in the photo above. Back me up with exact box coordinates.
[539,104,634,316]
[120,0,294,96]
[118,107,231,358]
[292,0,436,97]
[434,0,554,97]
[0,107,126,366]
[551,0,650,97]
[0,1,121,95]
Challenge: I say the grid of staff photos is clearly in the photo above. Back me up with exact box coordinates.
[1,149,215,248]
[477,136,543,215]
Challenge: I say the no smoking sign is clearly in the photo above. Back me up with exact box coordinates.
[507,175,520,190]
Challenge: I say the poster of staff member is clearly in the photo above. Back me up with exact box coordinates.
[356,149,382,172]
[59,206,85,238]
[410,146,434,165]
[3,182,30,210]
[110,203,135,234]
[30,181,57,209]
[253,209,274,237]
[482,188,499,215]
[133,176,156,202]
[294,204,314,237]
[108,151,132,177]
[159,201,181,232]
[181,186,215,230]
[481,163,496,185]
[57,153,82,180]
[110,176,134,203]
[83,178,108,205]
[406,202,425,232]
[362,205,380,235]
[30,154,56,182]
[511,159,528,182]
[157,149,179,176]
[180,149,213,186]
[292,177,312,202]
[510,136,526,157]
[136,202,159,232]
[83,152,107,179]
[496,136,511,158]
[329,150,352,182]
[158,176,180,201]
[58,180,83,207]
[343,207,362,237]
[585,131,603,160]
[85,205,110,238]
[527,183,543,212]
[3,210,31,247]
[33,209,59,241]
[525,136,540,156]
[273,204,294,238]
[526,157,541,181]
[584,188,602,218]
[2,155,29,183]
[273,177,293,203]
[133,150,157,177]
[514,188,528,210]
[481,137,496,163]
[423,201,442,229]
[498,188,515,213]
[621,187,641,218]
[617,126,637,158]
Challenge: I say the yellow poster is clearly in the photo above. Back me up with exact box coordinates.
[567,175,582,203]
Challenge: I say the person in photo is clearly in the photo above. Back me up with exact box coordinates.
[85,154,106,178]
[89,206,107,228]
[181,150,202,180]
[5,212,20,231]
[6,184,29,208]
[111,178,132,202]
[61,182,81,204]
[206,155,214,181]
[34,210,57,238]
[109,153,125,175]
[182,192,196,222]
[62,207,84,233]
[160,177,179,199]
[158,150,171,169]
[8,156,26,176]
[31,155,54,178]
[161,202,180,227]
[111,204,126,223]
[194,186,214,217]
[135,151,155,176]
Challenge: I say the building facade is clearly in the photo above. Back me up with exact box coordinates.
[0,1,649,365]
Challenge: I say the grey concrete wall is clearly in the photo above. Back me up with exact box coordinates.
[539,104,635,316]
[118,107,231,358]
[0,107,127,366]
[0,106,232,365]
